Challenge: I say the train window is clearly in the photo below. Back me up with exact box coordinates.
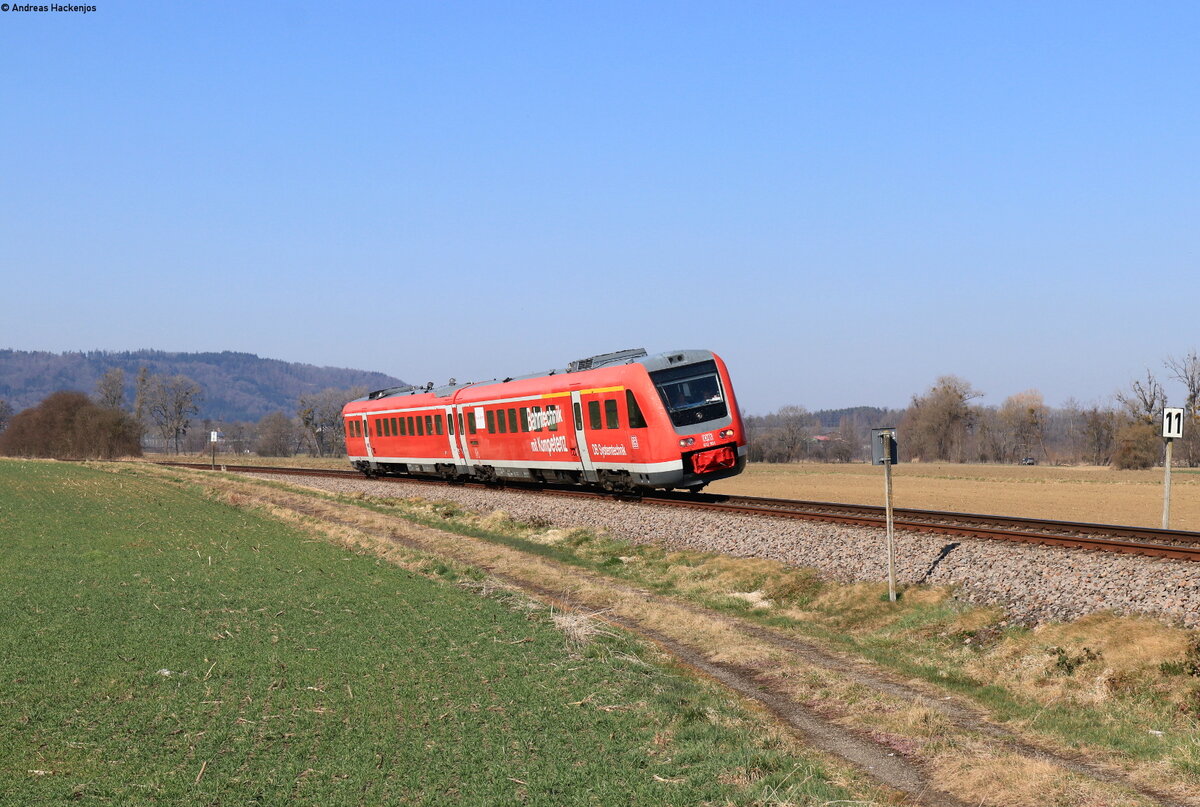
[447,414,454,435]
[530,406,543,431]
[435,415,443,435]
[425,415,434,435]
[547,405,559,431]
[407,416,415,435]
[457,412,464,434]
[519,407,529,432]
[497,409,508,433]
[417,416,425,436]
[588,400,602,430]
[400,417,407,436]
[604,399,619,429]
[390,417,399,435]
[382,418,390,437]
[468,412,477,435]
[650,359,728,427]
[507,409,518,433]
[574,402,583,428]
[486,409,495,433]
[626,390,647,428]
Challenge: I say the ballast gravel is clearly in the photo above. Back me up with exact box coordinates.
[247,474,1200,628]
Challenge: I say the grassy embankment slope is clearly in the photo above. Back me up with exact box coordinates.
[0,460,859,805]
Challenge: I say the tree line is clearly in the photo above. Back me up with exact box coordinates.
[745,350,1200,469]
[0,366,365,460]
[3,350,1197,467]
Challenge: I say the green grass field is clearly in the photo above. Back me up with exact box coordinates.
[0,460,858,806]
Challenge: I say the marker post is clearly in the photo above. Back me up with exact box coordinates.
[1163,408,1184,529]
[871,428,899,602]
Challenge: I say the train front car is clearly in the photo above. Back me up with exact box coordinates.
[638,350,746,490]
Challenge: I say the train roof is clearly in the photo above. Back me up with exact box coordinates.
[348,348,718,406]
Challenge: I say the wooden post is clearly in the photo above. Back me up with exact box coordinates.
[1163,438,1173,530]
[883,434,896,602]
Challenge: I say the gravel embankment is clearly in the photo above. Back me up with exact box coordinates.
[249,474,1200,628]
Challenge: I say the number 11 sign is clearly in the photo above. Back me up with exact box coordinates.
[1164,408,1184,439]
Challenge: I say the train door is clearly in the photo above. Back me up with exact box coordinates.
[361,415,375,465]
[455,406,477,464]
[569,391,597,483]
[444,405,463,468]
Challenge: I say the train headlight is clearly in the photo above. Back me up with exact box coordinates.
[679,437,695,447]
[719,429,734,438]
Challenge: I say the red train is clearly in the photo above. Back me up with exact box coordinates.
[342,348,746,491]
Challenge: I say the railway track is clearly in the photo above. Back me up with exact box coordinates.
[156,462,1200,563]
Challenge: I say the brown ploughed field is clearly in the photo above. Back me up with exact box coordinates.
[708,462,1200,532]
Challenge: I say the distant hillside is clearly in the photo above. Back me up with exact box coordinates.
[0,350,406,422]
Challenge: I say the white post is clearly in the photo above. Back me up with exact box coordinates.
[883,434,897,602]
[1163,438,1173,530]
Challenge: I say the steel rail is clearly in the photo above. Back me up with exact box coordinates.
[153,461,1200,562]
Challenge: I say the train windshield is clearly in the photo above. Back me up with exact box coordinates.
[650,360,728,427]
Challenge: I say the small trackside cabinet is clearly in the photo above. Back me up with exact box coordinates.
[871,428,898,465]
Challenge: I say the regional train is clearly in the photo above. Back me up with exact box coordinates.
[342,348,746,491]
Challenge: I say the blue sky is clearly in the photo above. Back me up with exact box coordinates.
[2,1,1197,413]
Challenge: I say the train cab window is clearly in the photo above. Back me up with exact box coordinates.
[587,400,602,430]
[604,399,619,429]
[400,417,407,436]
[434,416,443,435]
[496,409,507,433]
[486,410,496,433]
[390,417,399,435]
[507,409,518,433]
[425,415,434,435]
[547,405,560,431]
[626,390,647,428]
[417,416,425,436]
[519,407,529,432]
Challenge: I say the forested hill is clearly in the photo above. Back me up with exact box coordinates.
[0,350,405,422]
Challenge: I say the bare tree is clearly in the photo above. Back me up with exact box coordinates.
[1000,390,1048,462]
[133,366,150,425]
[901,376,981,462]
[256,412,298,457]
[95,367,126,411]
[1116,370,1165,423]
[146,375,203,454]
[777,406,813,462]
[1166,350,1200,466]
[297,386,364,457]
